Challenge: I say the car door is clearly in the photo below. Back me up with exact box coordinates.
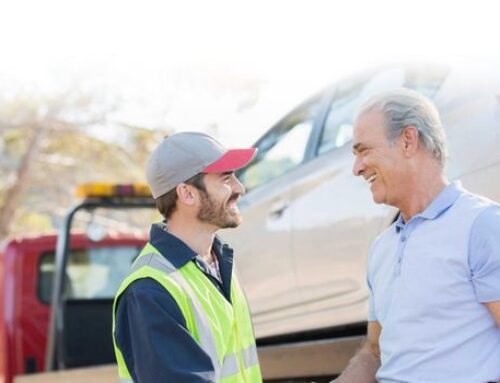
[221,94,328,338]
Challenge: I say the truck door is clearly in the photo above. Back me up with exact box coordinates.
[40,242,142,368]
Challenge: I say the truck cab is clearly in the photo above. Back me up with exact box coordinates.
[0,183,153,383]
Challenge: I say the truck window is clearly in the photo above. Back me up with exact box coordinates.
[38,246,140,303]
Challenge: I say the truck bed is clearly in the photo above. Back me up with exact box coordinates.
[14,365,117,383]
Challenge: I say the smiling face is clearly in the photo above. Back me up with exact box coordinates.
[352,110,408,207]
[196,172,245,228]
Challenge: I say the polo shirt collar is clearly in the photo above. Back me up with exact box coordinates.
[418,181,462,220]
[395,181,463,232]
[149,222,234,270]
[394,214,405,233]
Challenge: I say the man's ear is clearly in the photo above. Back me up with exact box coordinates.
[176,183,197,206]
[401,126,419,157]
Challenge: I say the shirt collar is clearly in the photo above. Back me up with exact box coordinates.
[149,221,233,269]
[394,181,463,233]
[394,213,405,233]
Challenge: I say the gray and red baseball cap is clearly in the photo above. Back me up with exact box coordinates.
[146,132,257,198]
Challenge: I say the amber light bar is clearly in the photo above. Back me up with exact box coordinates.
[75,183,152,198]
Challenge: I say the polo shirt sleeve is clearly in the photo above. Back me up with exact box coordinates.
[469,205,500,303]
[115,278,216,383]
[367,275,377,321]
[367,240,379,322]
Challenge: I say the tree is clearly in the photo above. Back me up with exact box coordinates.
[0,87,166,240]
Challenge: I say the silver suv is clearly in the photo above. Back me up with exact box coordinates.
[223,63,500,341]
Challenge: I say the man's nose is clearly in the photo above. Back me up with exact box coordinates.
[232,175,245,195]
[352,156,364,177]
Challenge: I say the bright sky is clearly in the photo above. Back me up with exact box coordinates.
[0,0,498,146]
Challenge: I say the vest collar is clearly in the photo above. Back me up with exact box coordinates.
[149,222,233,271]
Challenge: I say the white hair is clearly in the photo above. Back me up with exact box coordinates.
[358,88,448,165]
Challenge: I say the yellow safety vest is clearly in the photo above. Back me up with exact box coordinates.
[112,242,262,383]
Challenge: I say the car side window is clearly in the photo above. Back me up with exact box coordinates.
[317,65,449,156]
[403,65,449,99]
[239,97,321,191]
[317,79,366,155]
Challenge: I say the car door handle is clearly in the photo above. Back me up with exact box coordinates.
[269,200,289,218]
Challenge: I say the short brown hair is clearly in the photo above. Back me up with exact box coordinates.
[155,173,206,220]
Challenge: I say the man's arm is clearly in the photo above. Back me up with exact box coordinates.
[469,206,500,328]
[333,321,381,383]
[115,278,215,383]
[485,301,500,327]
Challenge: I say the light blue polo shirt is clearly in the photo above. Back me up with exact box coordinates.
[368,182,500,383]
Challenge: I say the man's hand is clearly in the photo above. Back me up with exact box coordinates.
[332,321,381,383]
[485,301,500,327]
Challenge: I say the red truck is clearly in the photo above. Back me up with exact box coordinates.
[0,184,154,383]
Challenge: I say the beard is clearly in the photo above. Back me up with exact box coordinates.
[197,190,242,229]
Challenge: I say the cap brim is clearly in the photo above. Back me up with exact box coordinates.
[202,148,257,173]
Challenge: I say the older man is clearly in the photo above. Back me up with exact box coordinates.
[335,89,500,382]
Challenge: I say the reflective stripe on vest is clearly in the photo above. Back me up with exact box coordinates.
[220,352,239,378]
[221,344,259,377]
[242,344,259,369]
[120,379,133,383]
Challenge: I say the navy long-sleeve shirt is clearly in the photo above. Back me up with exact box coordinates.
[114,223,235,383]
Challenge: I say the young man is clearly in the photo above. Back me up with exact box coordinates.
[113,132,263,382]
[335,89,500,382]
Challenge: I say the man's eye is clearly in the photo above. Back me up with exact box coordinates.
[353,146,368,156]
